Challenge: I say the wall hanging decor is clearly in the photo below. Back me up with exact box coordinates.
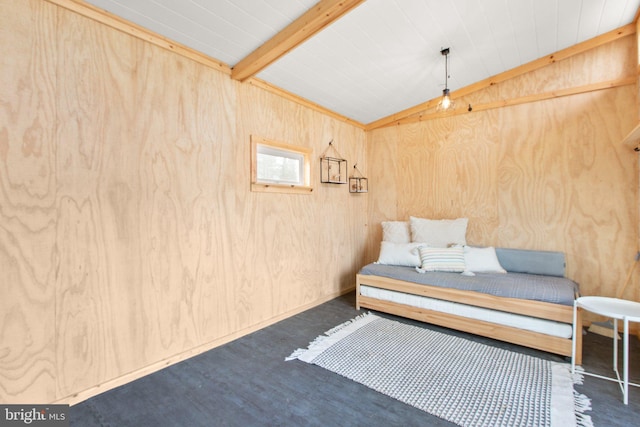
[320,140,347,184]
[349,163,368,193]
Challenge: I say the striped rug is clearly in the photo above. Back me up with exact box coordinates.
[287,313,592,427]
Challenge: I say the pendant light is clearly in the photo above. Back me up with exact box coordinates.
[436,47,455,112]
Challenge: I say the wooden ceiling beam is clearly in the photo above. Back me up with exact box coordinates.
[231,0,366,82]
[366,22,636,130]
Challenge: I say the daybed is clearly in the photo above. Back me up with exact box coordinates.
[356,219,583,363]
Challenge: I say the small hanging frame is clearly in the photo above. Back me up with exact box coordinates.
[320,140,347,184]
[349,163,368,193]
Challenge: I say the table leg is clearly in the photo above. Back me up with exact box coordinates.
[624,317,629,405]
[614,318,618,372]
[571,300,577,373]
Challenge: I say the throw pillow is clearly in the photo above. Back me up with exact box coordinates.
[410,216,468,247]
[381,221,411,243]
[418,246,466,272]
[464,246,507,273]
[377,241,422,267]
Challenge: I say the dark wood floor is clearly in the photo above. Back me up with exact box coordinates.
[71,293,640,426]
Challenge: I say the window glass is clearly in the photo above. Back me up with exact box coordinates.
[257,145,304,185]
[251,136,313,194]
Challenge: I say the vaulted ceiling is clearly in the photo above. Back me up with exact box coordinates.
[83,0,640,127]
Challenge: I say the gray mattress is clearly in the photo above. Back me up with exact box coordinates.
[358,263,578,306]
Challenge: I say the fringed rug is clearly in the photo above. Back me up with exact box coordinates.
[287,313,593,427]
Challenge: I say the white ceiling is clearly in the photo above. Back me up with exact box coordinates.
[84,0,640,125]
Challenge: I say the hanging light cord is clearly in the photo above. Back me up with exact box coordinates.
[441,47,450,90]
[444,51,449,90]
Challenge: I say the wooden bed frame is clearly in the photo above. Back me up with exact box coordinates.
[356,273,583,364]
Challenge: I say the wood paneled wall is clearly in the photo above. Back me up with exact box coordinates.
[0,0,367,403]
[2,0,639,405]
[367,36,639,303]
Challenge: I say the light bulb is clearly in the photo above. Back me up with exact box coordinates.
[441,94,451,109]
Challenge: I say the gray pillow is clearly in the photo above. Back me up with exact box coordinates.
[495,248,566,277]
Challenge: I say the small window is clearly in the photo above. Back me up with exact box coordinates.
[251,135,313,194]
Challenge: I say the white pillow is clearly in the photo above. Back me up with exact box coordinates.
[464,246,506,273]
[418,246,466,272]
[376,241,422,266]
[410,216,468,247]
[381,221,411,243]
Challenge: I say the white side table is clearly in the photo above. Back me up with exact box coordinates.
[571,296,640,404]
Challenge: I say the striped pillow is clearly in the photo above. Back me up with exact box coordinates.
[418,246,466,272]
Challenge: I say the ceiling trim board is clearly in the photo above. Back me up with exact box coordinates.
[366,23,637,130]
[46,0,232,75]
[247,78,366,129]
[389,76,636,126]
[231,0,367,82]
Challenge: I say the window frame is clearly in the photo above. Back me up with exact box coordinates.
[250,135,313,194]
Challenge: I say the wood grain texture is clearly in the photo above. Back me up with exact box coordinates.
[1,0,367,403]
[55,6,141,398]
[4,0,636,405]
[367,36,639,307]
[365,126,399,261]
[46,0,232,75]
[235,84,368,319]
[0,0,58,403]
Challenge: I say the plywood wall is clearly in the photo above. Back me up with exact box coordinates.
[2,0,638,405]
[367,35,639,303]
[0,0,367,403]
